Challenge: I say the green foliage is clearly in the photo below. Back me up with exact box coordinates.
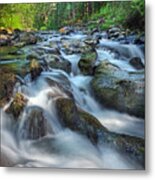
[131,0,145,16]
[0,1,145,31]
[124,0,145,31]
[90,1,132,30]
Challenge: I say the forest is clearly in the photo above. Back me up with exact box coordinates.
[0,1,145,169]
[0,0,144,31]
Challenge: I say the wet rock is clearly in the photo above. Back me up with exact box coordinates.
[108,27,121,39]
[56,98,108,144]
[0,69,16,107]
[134,34,145,44]
[46,77,72,99]
[0,28,8,35]
[90,28,99,35]
[84,38,99,48]
[56,98,144,165]
[6,93,27,118]
[91,61,145,118]
[22,106,51,139]
[19,32,37,45]
[49,60,71,74]
[129,57,144,69]
[30,59,42,80]
[60,39,88,54]
[26,53,40,61]
[0,34,11,46]
[78,50,97,75]
[59,26,74,35]
[109,27,121,34]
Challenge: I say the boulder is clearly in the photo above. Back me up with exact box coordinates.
[0,34,11,46]
[55,97,144,166]
[91,61,145,118]
[30,59,42,80]
[19,32,37,45]
[108,27,121,39]
[46,78,73,99]
[6,93,27,118]
[78,50,97,75]
[129,57,144,70]
[55,98,108,144]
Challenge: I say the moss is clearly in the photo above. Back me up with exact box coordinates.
[0,46,19,56]
[114,134,145,164]
[56,98,108,144]
[79,109,108,132]
[0,69,16,107]
[30,59,40,70]
[30,59,42,80]
[56,98,77,127]
[0,54,26,61]
[49,60,71,74]
[6,93,27,118]
[91,61,145,118]
[78,51,96,75]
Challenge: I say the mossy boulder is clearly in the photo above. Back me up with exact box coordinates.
[55,98,144,166]
[55,98,108,144]
[0,69,16,107]
[30,59,42,80]
[19,32,37,45]
[91,61,145,118]
[78,50,97,75]
[6,93,27,118]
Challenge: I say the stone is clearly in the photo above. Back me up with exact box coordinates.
[30,59,42,80]
[6,93,27,118]
[91,61,145,118]
[129,57,144,70]
[78,50,97,75]
[56,98,108,144]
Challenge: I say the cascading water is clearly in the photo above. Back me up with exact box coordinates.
[0,31,144,169]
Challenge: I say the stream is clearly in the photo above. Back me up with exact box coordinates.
[0,30,145,169]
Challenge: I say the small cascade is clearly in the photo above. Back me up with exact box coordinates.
[1,30,145,169]
[99,40,144,63]
[60,50,81,75]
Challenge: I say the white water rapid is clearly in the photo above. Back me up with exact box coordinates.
[0,31,144,169]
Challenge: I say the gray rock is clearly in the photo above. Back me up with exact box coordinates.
[129,57,144,70]
[91,61,145,118]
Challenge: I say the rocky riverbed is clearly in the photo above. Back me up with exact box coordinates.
[0,26,145,169]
